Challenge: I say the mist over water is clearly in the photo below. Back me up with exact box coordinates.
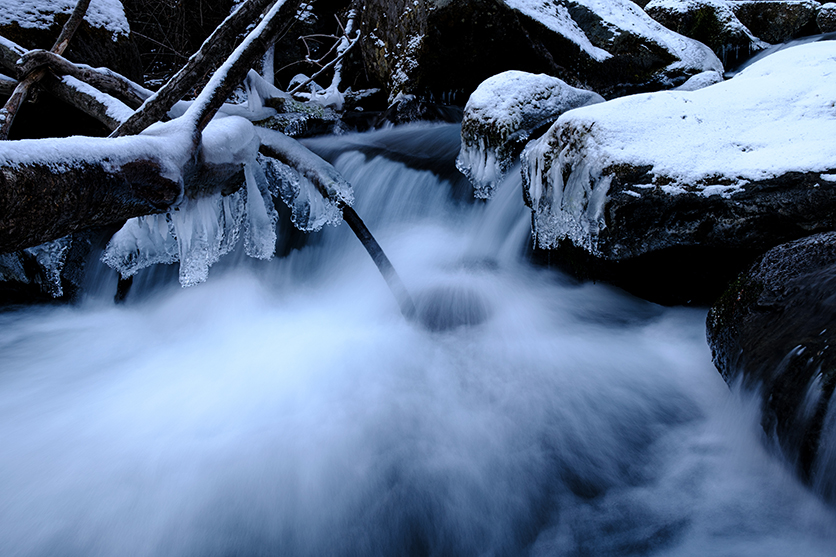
[1,124,835,556]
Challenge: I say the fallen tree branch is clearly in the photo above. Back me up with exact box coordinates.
[256,127,416,318]
[110,0,298,137]
[17,50,147,110]
[0,0,91,139]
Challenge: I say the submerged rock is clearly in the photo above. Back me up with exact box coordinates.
[357,0,722,101]
[707,232,836,500]
[457,71,603,198]
[521,41,836,303]
[644,0,769,67]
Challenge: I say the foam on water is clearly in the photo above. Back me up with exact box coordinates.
[1,123,835,556]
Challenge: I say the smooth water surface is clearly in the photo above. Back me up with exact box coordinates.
[1,124,835,556]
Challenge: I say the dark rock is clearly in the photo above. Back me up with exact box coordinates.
[356,0,721,102]
[730,0,821,44]
[645,0,768,67]
[706,232,836,496]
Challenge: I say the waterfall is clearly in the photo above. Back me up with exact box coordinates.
[1,123,835,556]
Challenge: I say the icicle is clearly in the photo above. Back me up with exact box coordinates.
[24,236,72,297]
[243,160,278,259]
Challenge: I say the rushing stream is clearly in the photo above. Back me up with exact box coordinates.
[1,123,835,556]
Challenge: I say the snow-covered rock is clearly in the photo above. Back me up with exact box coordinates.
[521,40,836,263]
[707,231,836,501]
[456,71,603,198]
[645,0,769,67]
[0,0,142,81]
[818,3,836,32]
[358,0,722,101]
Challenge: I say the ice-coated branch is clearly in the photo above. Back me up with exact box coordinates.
[0,0,91,140]
[256,127,416,319]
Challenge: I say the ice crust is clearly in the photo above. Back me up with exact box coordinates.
[457,71,604,199]
[24,236,72,297]
[522,41,836,255]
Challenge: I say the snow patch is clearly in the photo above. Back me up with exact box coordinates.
[0,0,131,38]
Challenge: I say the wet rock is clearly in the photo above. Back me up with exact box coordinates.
[818,3,836,32]
[706,232,836,497]
[521,41,836,304]
[356,0,721,102]
[644,0,769,67]
[730,0,821,44]
[457,71,603,198]
[0,0,143,82]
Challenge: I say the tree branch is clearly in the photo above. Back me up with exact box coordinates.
[0,0,91,139]
[109,0,290,138]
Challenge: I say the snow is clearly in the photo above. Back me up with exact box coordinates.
[457,71,603,198]
[0,0,130,38]
[61,75,134,123]
[501,0,611,62]
[503,0,722,75]
[522,41,836,253]
[673,70,724,91]
[0,118,196,186]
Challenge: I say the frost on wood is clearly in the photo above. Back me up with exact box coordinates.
[521,41,836,258]
[457,71,603,199]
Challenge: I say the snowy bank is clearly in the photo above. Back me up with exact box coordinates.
[522,40,836,261]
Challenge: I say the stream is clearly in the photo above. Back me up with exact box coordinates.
[1,123,835,556]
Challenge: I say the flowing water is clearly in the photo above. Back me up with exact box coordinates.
[1,123,835,556]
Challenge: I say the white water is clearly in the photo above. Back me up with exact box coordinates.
[1,123,835,556]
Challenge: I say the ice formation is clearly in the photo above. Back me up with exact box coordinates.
[24,236,73,297]
[522,41,836,254]
[0,0,131,39]
[457,71,603,199]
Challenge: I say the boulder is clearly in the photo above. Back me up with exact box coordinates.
[456,71,603,198]
[729,0,821,44]
[644,0,769,67]
[356,0,722,102]
[520,41,836,303]
[818,2,836,32]
[0,0,143,82]
[706,232,836,500]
